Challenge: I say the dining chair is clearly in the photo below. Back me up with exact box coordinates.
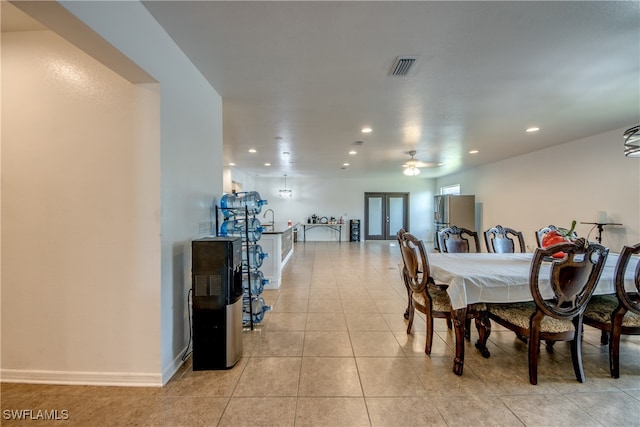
[397,229,412,320]
[438,225,480,253]
[535,225,578,248]
[398,230,458,355]
[475,238,609,385]
[583,242,640,378]
[484,225,526,253]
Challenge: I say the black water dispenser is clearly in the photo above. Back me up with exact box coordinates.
[191,237,243,370]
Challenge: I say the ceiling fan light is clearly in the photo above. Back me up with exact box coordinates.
[403,150,421,176]
[403,166,421,176]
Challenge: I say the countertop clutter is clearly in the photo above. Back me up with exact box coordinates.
[306,214,344,224]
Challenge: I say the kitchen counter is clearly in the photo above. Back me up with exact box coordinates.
[261,222,298,234]
[259,222,298,289]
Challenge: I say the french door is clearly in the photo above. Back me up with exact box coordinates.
[364,192,409,240]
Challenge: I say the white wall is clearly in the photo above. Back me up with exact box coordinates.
[226,167,256,195]
[2,30,162,383]
[248,175,437,242]
[436,127,640,252]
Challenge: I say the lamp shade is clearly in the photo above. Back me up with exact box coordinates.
[624,125,640,157]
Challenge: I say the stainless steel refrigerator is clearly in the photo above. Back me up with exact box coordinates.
[433,195,476,251]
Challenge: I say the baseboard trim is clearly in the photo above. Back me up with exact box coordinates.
[0,368,163,387]
[162,345,189,385]
[1,349,189,387]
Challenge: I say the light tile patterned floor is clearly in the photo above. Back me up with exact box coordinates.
[2,241,639,426]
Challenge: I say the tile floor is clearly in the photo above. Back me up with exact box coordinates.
[2,241,640,426]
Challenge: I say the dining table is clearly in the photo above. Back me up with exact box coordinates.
[427,252,637,376]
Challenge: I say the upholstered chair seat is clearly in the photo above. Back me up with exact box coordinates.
[412,286,452,313]
[584,295,640,328]
[488,302,577,334]
[582,245,640,379]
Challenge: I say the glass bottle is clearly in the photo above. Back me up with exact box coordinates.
[242,244,268,269]
[242,296,271,324]
[220,191,267,216]
[242,270,270,295]
[219,218,265,242]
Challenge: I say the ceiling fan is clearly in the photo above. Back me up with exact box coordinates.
[403,150,441,176]
[403,151,421,176]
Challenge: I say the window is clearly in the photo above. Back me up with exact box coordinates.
[440,184,460,195]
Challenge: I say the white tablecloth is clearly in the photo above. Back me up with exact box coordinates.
[428,252,634,310]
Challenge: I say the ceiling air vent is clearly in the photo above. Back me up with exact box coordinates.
[389,56,417,76]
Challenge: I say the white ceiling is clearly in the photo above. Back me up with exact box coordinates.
[141,1,639,179]
[5,1,640,180]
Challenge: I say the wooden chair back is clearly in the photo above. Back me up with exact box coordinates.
[398,230,431,294]
[438,225,480,253]
[530,238,609,319]
[615,242,640,315]
[484,225,525,253]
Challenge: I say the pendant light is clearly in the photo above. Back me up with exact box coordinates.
[278,174,292,198]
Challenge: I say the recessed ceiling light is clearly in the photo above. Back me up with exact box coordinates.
[264,163,271,166]
[526,127,540,133]
[248,149,257,153]
[361,127,372,133]
[349,150,357,155]
[469,150,479,154]
[343,163,350,167]
[228,162,236,166]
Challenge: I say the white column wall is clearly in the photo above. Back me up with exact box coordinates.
[59,1,224,383]
[436,128,640,252]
